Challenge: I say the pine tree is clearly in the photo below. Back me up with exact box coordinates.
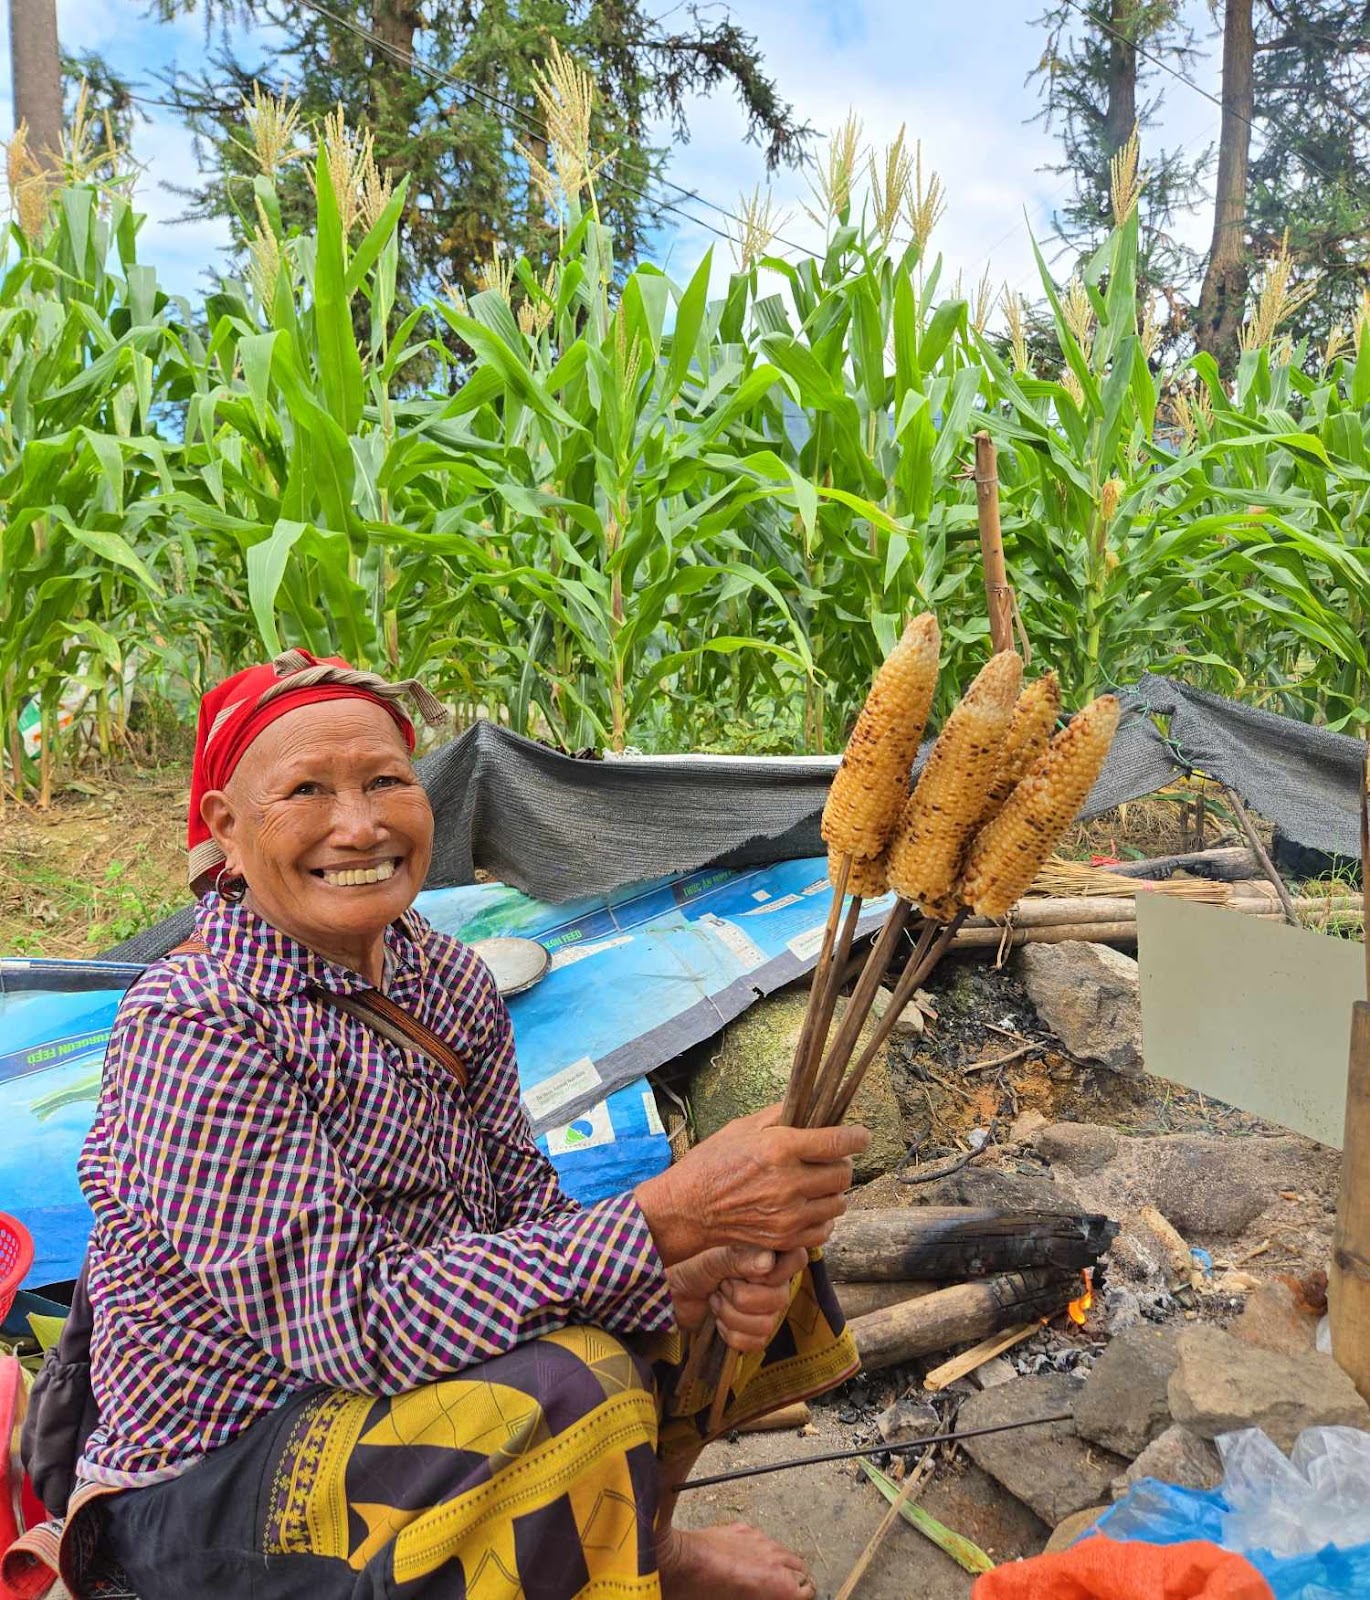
[1029,0,1207,350]
[1036,0,1369,372]
[153,0,811,301]
[1245,1,1370,345]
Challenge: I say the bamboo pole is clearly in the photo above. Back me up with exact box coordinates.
[1329,743,1370,1400]
[974,432,1015,656]
[1222,784,1298,925]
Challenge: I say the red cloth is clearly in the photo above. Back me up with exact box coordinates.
[973,1537,1275,1600]
[187,653,415,882]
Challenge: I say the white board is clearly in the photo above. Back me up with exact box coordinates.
[1136,893,1360,1149]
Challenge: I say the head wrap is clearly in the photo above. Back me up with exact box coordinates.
[187,649,449,891]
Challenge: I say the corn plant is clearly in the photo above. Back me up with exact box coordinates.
[6,90,1370,783]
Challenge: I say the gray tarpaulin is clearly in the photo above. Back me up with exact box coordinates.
[103,681,1358,963]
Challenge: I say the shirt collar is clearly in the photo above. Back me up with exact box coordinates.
[194,896,429,1003]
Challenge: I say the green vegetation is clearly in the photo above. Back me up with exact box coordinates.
[3,78,1370,810]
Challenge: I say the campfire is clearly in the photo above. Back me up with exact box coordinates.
[1066,1268,1095,1328]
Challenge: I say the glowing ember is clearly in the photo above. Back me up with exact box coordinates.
[1067,1268,1095,1327]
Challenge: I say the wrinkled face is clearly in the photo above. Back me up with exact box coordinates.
[201,698,434,968]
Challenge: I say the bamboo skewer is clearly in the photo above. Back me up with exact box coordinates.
[835,1453,935,1600]
[802,901,913,1124]
[782,852,853,1126]
[825,912,967,1126]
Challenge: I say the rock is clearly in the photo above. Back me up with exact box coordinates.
[1110,1425,1223,1500]
[875,1397,939,1444]
[1168,1326,1370,1451]
[959,1374,1129,1527]
[1101,1283,1144,1334]
[1232,1280,1318,1359]
[1052,1132,1323,1243]
[870,985,924,1041]
[1015,942,1143,1075]
[911,1165,1084,1215]
[1044,1506,1108,1551]
[1075,1324,1183,1458]
[1037,1122,1121,1175]
[1010,1108,1050,1144]
[690,993,904,1182]
[973,1357,1017,1390]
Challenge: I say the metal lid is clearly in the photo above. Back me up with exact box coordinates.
[469,936,551,997]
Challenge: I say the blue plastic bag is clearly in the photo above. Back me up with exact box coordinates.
[1097,1480,1370,1599]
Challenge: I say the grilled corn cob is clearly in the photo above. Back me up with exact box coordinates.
[886,650,1023,911]
[822,613,941,861]
[960,694,1121,919]
[843,850,889,900]
[983,672,1062,818]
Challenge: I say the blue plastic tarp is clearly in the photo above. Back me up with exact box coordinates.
[1097,1480,1370,1598]
[2,857,878,1286]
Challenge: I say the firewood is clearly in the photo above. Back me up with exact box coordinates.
[826,1207,1116,1283]
[850,1269,1076,1372]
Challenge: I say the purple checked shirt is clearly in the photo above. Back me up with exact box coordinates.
[76,898,675,1487]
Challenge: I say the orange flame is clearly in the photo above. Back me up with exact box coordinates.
[1067,1268,1094,1327]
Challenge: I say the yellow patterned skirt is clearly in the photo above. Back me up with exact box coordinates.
[63,1259,857,1600]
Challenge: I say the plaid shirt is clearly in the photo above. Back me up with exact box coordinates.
[77,898,674,1487]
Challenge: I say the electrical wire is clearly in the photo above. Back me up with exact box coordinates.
[1055,0,1370,194]
[288,0,827,261]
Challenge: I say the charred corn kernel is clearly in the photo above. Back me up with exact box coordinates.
[822,613,941,861]
[983,672,1062,818]
[843,850,889,900]
[961,695,1122,919]
[886,650,1023,911]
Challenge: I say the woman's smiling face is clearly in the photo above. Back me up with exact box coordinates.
[200,698,434,981]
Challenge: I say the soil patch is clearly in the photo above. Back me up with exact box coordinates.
[0,764,190,956]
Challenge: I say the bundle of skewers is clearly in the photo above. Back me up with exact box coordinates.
[690,614,1121,1430]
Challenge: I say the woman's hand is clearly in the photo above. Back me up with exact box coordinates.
[635,1105,869,1266]
[666,1245,809,1350]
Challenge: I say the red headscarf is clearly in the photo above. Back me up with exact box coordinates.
[188,650,447,892]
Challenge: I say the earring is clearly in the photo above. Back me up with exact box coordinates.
[214,863,247,905]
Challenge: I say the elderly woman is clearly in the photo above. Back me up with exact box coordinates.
[41,653,867,1600]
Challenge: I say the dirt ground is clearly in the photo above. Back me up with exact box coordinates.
[676,1405,1047,1599]
[0,763,189,956]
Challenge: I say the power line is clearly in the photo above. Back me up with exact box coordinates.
[289,0,826,262]
[1055,0,1370,197]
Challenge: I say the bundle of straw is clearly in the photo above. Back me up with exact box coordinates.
[1028,856,1231,904]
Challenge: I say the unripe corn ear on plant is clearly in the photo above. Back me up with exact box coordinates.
[983,672,1063,818]
[886,651,1023,911]
[821,613,941,861]
[960,695,1122,919]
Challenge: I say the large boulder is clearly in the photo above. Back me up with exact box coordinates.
[1075,1324,1183,1458]
[1168,1326,1370,1451]
[958,1374,1129,1527]
[689,991,905,1182]
[1015,942,1143,1076]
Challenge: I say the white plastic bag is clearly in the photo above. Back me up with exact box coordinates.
[1218,1427,1370,1557]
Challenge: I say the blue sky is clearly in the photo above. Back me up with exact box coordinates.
[2,0,1223,305]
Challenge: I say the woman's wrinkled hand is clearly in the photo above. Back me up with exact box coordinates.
[635,1104,869,1266]
[666,1245,809,1350]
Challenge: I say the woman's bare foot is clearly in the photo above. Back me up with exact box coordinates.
[658,1522,816,1600]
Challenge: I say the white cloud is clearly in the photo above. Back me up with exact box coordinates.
[2,0,1228,306]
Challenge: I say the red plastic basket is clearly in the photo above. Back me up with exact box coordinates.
[0,1213,34,1324]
